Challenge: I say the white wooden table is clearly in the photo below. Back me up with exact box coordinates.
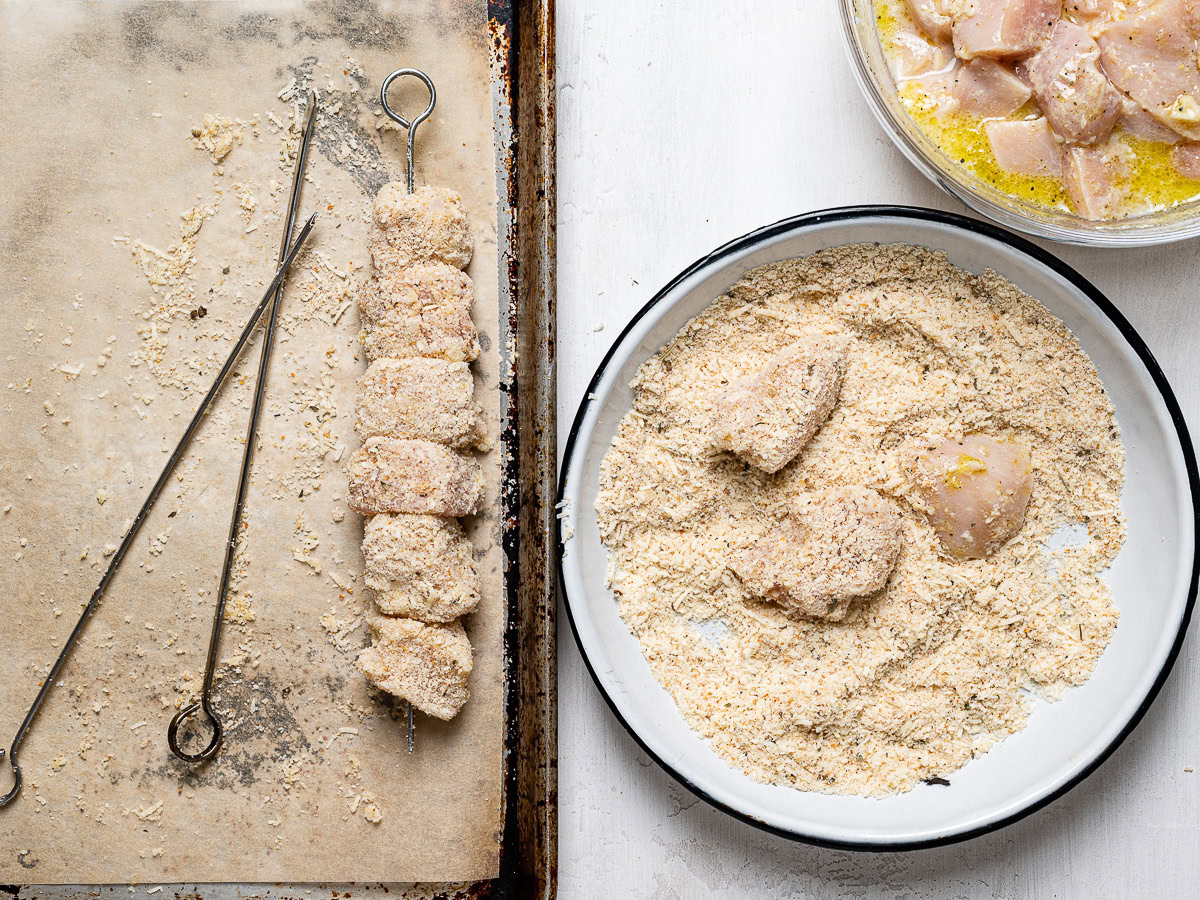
[555,2,1200,896]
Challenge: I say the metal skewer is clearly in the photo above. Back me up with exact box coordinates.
[380,67,437,754]
[0,212,317,808]
[381,68,436,194]
[168,90,319,763]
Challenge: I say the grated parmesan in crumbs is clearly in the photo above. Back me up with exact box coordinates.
[596,243,1126,796]
[191,113,244,163]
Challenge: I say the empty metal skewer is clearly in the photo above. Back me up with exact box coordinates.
[168,90,319,763]
[380,67,437,754]
[0,212,317,808]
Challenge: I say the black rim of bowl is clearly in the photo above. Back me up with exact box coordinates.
[556,204,1200,852]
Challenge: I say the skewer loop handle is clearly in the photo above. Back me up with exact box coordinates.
[167,699,224,763]
[380,68,436,130]
[380,68,436,194]
[0,749,21,808]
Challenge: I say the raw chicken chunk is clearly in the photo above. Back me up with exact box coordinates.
[905,0,953,40]
[892,31,956,79]
[1065,0,1125,35]
[359,616,472,720]
[952,0,1060,60]
[1020,20,1122,143]
[1121,95,1183,143]
[358,265,481,363]
[347,437,485,517]
[1064,142,1130,218]
[985,118,1064,176]
[909,65,966,115]
[952,58,1033,116]
[1172,141,1200,176]
[729,487,903,620]
[910,434,1032,560]
[363,514,481,622]
[1098,0,1200,141]
[355,358,487,450]
[710,335,847,474]
[368,184,473,271]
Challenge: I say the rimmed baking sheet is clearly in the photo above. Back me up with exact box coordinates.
[0,0,551,886]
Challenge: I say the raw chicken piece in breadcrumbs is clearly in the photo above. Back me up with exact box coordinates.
[359,616,472,720]
[363,513,481,622]
[368,184,472,271]
[355,358,487,450]
[711,335,847,473]
[730,486,903,620]
[347,437,484,517]
[910,434,1032,560]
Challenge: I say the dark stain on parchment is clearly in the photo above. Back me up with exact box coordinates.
[31,1,442,203]
[218,11,285,47]
[15,851,37,871]
[284,57,392,196]
[429,0,490,50]
[119,2,210,67]
[1,181,57,265]
[140,673,313,790]
[291,0,409,49]
[103,0,420,68]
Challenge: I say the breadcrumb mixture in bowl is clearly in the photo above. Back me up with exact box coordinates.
[596,242,1126,796]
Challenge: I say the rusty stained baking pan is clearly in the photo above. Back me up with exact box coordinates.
[489,0,558,896]
[413,1,558,896]
[0,0,557,896]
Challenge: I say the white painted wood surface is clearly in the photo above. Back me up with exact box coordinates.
[555,2,1200,897]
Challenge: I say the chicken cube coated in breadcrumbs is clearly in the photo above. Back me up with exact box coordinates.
[362,314,481,365]
[358,261,474,322]
[347,437,484,517]
[711,335,847,473]
[368,184,472,272]
[358,263,480,363]
[730,486,903,620]
[359,615,472,720]
[363,513,481,622]
[355,358,487,450]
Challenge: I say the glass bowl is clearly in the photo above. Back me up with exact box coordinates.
[839,0,1200,246]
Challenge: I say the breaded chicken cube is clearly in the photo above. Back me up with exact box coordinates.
[711,335,847,473]
[358,261,474,323]
[347,437,484,517]
[362,316,481,365]
[355,358,487,450]
[358,264,480,363]
[368,184,472,272]
[363,513,481,622]
[359,615,472,720]
[730,486,903,620]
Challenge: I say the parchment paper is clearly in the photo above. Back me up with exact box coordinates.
[0,0,503,884]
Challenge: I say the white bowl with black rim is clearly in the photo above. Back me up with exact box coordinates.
[557,206,1198,850]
